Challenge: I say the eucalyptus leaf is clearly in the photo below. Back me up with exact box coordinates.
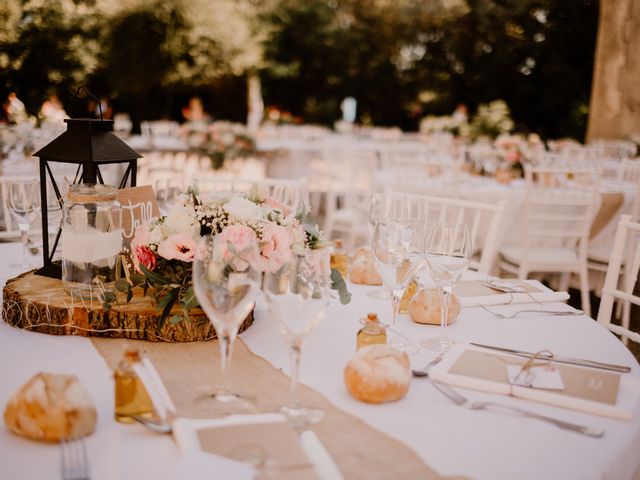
[115,279,129,292]
[331,268,351,305]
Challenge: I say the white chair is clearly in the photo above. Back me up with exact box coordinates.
[498,165,600,316]
[597,215,640,344]
[322,147,377,247]
[406,193,507,275]
[377,143,461,195]
[618,159,640,184]
[192,175,307,213]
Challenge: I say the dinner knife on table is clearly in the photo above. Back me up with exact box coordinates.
[470,343,632,373]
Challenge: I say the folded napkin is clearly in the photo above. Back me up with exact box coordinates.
[429,344,640,420]
[173,414,343,480]
[454,280,570,308]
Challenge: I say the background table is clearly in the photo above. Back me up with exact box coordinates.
[1,242,639,479]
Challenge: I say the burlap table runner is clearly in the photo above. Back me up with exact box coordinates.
[590,191,624,239]
[91,337,463,480]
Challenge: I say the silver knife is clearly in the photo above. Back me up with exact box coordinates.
[470,343,632,373]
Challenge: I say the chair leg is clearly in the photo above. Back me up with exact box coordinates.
[579,268,591,317]
[558,272,570,292]
[517,265,527,280]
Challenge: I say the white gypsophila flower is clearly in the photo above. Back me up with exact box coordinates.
[148,222,165,244]
[163,204,200,237]
[223,196,265,222]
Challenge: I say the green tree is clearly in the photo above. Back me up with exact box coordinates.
[0,0,101,114]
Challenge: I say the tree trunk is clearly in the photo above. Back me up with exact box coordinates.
[246,70,264,132]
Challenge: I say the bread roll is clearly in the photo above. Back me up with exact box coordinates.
[349,248,382,286]
[4,373,97,442]
[344,344,411,403]
[408,288,460,325]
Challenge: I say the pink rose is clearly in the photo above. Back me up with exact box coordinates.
[263,196,292,216]
[131,223,150,249]
[505,150,520,164]
[256,224,293,273]
[157,233,197,262]
[215,225,259,271]
[133,245,157,272]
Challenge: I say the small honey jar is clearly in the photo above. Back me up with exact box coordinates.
[356,313,387,349]
[330,240,349,278]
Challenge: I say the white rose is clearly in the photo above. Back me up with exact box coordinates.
[163,205,199,237]
[148,223,164,244]
[223,197,264,221]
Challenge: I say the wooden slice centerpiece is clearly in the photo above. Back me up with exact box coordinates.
[2,271,254,342]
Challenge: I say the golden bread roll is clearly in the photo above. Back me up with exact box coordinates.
[344,344,411,403]
[349,249,382,285]
[4,372,97,442]
[408,288,460,325]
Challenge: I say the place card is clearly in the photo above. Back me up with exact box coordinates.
[117,185,160,246]
[507,364,565,390]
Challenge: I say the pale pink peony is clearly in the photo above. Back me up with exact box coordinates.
[256,223,293,273]
[263,196,292,216]
[157,233,197,262]
[131,223,150,249]
[133,245,157,272]
[215,224,259,271]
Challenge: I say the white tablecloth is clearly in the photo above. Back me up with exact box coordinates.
[1,242,639,480]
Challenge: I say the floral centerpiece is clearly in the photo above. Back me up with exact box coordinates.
[118,185,350,326]
[182,121,256,170]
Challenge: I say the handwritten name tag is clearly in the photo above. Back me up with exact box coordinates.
[117,186,160,246]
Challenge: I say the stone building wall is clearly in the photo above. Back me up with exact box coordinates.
[587,0,640,141]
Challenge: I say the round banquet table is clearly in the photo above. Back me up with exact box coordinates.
[0,242,639,480]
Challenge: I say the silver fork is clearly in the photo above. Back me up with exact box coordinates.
[412,353,445,377]
[60,437,90,480]
[432,381,604,438]
[479,304,583,319]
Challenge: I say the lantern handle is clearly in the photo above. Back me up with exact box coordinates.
[70,86,104,121]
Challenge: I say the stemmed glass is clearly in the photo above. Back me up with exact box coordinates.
[192,235,260,411]
[367,194,390,299]
[420,224,472,352]
[372,220,422,354]
[7,179,40,269]
[262,251,331,426]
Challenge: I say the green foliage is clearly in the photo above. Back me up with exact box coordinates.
[0,0,101,113]
[331,268,351,305]
[0,0,599,140]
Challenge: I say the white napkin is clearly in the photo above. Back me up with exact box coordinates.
[459,290,570,308]
[455,280,570,308]
[173,414,343,480]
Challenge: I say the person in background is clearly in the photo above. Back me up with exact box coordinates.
[181,97,211,124]
[2,92,27,124]
[39,94,67,124]
[88,97,113,120]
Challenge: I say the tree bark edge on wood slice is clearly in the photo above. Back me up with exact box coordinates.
[2,270,254,342]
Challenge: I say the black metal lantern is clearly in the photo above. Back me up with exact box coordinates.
[33,118,141,278]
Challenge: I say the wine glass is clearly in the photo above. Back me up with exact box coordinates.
[262,251,331,426]
[7,179,40,269]
[192,235,260,411]
[372,220,422,354]
[420,224,472,352]
[366,193,390,300]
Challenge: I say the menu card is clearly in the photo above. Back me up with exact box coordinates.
[429,345,640,420]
